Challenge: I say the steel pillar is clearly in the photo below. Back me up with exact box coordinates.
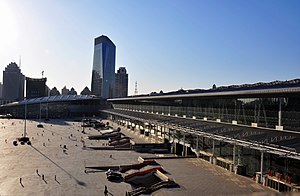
[260,151,264,183]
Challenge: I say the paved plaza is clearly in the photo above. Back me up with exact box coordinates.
[0,118,276,195]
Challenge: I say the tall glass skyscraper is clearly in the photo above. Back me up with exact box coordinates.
[91,35,116,98]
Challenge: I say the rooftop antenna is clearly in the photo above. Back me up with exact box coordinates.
[134,81,138,96]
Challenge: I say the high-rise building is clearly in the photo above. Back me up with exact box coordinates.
[91,35,116,98]
[2,62,25,101]
[115,67,128,98]
[26,77,47,99]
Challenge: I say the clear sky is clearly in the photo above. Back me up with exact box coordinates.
[0,0,299,95]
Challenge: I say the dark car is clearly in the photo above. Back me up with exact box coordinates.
[105,169,123,181]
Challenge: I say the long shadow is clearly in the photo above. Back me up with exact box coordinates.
[30,145,86,187]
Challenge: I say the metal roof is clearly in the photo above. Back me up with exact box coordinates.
[102,109,300,159]
[3,95,100,107]
[108,86,300,102]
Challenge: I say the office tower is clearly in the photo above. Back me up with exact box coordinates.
[26,77,47,99]
[115,67,128,98]
[2,62,25,101]
[91,35,116,98]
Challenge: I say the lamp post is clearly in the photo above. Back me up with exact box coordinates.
[37,100,43,128]
[14,98,31,146]
[23,98,27,137]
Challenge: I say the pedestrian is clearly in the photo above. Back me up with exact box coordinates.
[36,169,39,175]
[20,177,22,184]
[104,185,108,196]
[54,175,57,181]
[42,174,44,181]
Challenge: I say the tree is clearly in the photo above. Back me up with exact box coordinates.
[212,84,217,90]
[68,87,77,95]
[80,86,91,95]
[49,87,60,96]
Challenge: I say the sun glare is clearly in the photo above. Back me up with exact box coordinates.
[0,2,18,48]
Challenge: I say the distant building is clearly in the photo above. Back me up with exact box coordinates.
[45,85,50,96]
[115,67,128,98]
[91,35,116,98]
[80,86,91,95]
[61,86,69,95]
[68,87,77,95]
[26,77,47,99]
[2,62,25,101]
[49,87,60,96]
[0,82,2,98]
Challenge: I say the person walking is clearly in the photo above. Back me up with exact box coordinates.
[104,185,108,196]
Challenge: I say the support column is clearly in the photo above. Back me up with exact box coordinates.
[196,135,199,158]
[182,133,186,156]
[210,139,216,164]
[174,142,177,154]
[260,151,264,184]
[278,98,282,126]
[212,139,215,155]
[232,143,236,172]
[172,129,176,154]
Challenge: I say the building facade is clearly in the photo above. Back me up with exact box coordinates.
[26,77,47,99]
[115,67,128,98]
[0,95,108,119]
[2,62,25,101]
[105,79,300,190]
[91,35,116,99]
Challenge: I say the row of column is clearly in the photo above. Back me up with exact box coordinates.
[110,114,266,181]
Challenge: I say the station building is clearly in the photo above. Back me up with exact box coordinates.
[103,79,300,192]
[0,95,107,119]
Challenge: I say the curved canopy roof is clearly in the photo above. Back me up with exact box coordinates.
[3,95,100,107]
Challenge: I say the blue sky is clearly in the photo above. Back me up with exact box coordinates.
[0,0,299,95]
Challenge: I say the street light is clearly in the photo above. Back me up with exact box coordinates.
[37,99,43,128]
[14,98,31,146]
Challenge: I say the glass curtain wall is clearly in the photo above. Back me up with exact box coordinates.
[112,96,300,132]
